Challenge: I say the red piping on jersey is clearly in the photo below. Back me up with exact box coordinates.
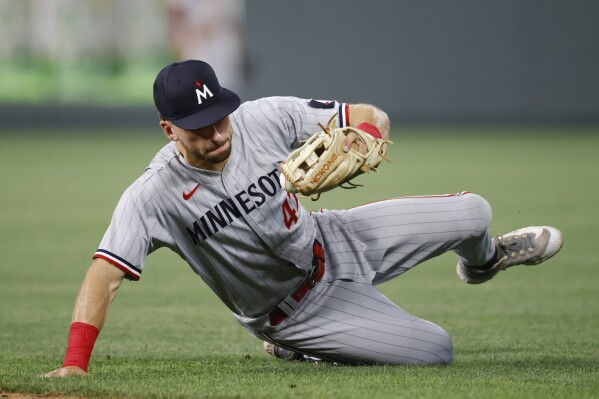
[93,254,141,281]
[344,191,473,210]
[397,191,471,199]
[344,103,350,126]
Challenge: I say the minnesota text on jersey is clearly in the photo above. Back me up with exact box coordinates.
[186,168,281,243]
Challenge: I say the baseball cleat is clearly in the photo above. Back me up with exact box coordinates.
[457,226,563,284]
[263,341,321,362]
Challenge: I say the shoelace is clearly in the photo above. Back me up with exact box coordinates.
[497,233,537,259]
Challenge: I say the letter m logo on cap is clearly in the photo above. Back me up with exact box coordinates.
[195,81,214,105]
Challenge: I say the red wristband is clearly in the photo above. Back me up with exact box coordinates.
[357,122,383,139]
[62,322,99,372]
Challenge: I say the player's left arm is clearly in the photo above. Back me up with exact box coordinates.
[277,97,391,153]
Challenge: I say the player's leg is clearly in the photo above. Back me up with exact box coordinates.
[264,280,452,365]
[312,192,495,284]
[318,192,562,284]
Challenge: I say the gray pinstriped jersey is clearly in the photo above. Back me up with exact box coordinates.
[94,97,349,318]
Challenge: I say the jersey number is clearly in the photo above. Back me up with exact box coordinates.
[281,192,299,230]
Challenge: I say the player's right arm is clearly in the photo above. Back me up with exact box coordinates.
[42,258,125,377]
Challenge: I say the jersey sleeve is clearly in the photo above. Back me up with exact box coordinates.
[93,183,162,281]
[293,98,350,143]
[247,96,350,149]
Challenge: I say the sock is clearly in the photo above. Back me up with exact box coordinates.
[477,248,500,270]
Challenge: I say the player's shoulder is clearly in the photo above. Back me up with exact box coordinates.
[124,143,178,196]
[237,96,344,115]
[235,96,305,114]
[232,97,313,126]
[144,142,178,174]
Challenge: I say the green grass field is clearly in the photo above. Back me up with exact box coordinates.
[1,126,598,398]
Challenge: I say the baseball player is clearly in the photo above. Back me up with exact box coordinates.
[44,60,563,376]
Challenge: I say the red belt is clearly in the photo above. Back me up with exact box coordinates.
[268,240,326,327]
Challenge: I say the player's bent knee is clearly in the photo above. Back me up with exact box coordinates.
[431,338,453,365]
[389,323,453,365]
[464,193,493,234]
[424,327,453,365]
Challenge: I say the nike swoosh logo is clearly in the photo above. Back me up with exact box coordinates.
[182,183,201,200]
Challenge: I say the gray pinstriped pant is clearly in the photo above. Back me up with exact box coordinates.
[260,192,494,365]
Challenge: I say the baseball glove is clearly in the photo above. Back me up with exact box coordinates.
[279,115,392,200]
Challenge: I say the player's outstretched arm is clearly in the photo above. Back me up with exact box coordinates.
[42,258,125,377]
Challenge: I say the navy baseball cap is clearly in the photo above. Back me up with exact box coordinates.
[153,60,241,130]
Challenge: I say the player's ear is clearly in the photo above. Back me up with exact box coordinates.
[160,120,178,142]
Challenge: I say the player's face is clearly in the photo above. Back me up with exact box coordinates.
[162,117,233,171]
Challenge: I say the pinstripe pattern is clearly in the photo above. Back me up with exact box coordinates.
[312,194,494,284]
[95,97,349,318]
[267,280,453,365]
[250,193,492,365]
[95,96,496,364]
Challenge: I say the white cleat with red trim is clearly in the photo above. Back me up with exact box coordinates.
[457,226,563,284]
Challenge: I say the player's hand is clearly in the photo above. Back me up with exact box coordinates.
[343,131,368,155]
[40,366,87,378]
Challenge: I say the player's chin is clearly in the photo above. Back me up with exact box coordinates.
[205,142,231,163]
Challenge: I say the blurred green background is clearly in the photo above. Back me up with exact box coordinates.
[0,1,171,104]
[2,1,598,124]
